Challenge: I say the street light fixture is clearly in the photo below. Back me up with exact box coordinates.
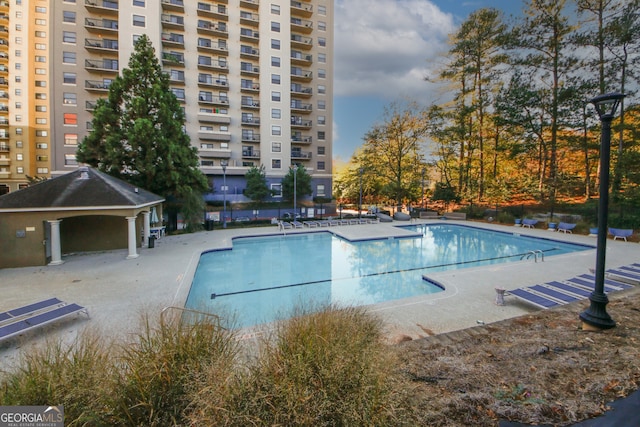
[359,167,364,218]
[293,164,298,219]
[221,160,228,229]
[579,92,625,331]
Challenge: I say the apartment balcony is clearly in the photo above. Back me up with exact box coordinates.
[85,100,97,111]
[292,134,312,144]
[240,63,259,76]
[291,85,312,97]
[291,101,312,114]
[240,81,259,93]
[197,20,228,37]
[197,38,228,55]
[241,99,260,109]
[198,57,228,72]
[198,74,228,89]
[240,0,259,10]
[162,51,185,66]
[291,1,313,18]
[241,133,260,143]
[291,51,312,66]
[85,18,118,35]
[0,144,9,152]
[242,149,260,159]
[161,14,185,30]
[197,3,228,20]
[291,117,312,129]
[291,17,313,34]
[85,0,119,16]
[85,80,112,92]
[198,111,231,124]
[198,94,229,107]
[240,11,259,27]
[198,147,231,159]
[291,150,312,160]
[0,117,7,125]
[240,46,259,59]
[85,58,119,73]
[161,33,185,48]
[0,170,10,179]
[161,0,184,12]
[0,39,7,50]
[240,28,259,43]
[291,34,313,50]
[0,158,10,166]
[198,130,231,142]
[0,104,7,112]
[85,38,119,53]
[0,91,7,99]
[241,116,260,126]
[291,69,313,82]
[0,1,7,12]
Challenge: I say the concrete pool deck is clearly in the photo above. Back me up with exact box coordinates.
[1,219,639,363]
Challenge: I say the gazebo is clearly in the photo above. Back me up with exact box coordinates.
[0,167,164,268]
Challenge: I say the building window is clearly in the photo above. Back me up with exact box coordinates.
[271,108,281,119]
[271,125,281,136]
[272,142,281,152]
[36,143,48,149]
[317,161,325,170]
[271,39,280,49]
[35,43,46,50]
[16,153,23,161]
[35,105,47,112]
[63,72,76,84]
[318,131,325,140]
[272,159,281,169]
[64,113,77,125]
[318,53,326,63]
[36,155,48,162]
[317,184,326,196]
[35,6,47,13]
[65,154,78,166]
[35,56,46,62]
[318,85,326,94]
[271,4,280,14]
[37,168,49,174]
[318,100,326,110]
[271,56,280,67]
[271,21,280,32]
[35,30,46,37]
[35,93,46,100]
[318,21,327,31]
[133,0,145,6]
[35,81,46,87]
[133,15,145,27]
[63,93,77,105]
[318,116,326,125]
[171,88,185,101]
[16,167,24,174]
[35,68,46,75]
[35,19,46,25]
[318,146,325,155]
[271,183,282,197]
[64,133,78,145]
[36,118,47,124]
[272,74,280,84]
[318,68,326,78]
[271,91,280,101]
[318,5,327,15]
[62,51,76,64]
[63,11,76,23]
[63,31,76,43]
[36,130,48,137]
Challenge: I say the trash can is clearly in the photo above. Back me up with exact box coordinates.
[148,235,156,248]
[205,219,214,231]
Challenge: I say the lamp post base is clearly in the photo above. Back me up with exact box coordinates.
[579,294,616,330]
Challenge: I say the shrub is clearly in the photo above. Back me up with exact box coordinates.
[189,305,412,426]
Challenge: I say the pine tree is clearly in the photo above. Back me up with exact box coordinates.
[244,165,272,204]
[76,35,208,201]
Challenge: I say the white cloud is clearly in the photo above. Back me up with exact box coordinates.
[334,0,456,100]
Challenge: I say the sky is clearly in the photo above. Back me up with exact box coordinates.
[332,0,526,161]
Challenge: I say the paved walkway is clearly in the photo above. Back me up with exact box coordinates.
[1,220,638,365]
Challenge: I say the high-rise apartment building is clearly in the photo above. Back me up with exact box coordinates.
[0,0,333,204]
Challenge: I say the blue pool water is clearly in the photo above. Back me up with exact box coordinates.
[186,224,592,328]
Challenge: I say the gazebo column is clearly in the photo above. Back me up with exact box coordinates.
[125,216,139,259]
[48,219,64,266]
[142,211,150,247]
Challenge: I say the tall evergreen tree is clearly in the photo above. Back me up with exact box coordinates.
[282,165,312,203]
[76,35,208,201]
[244,165,272,204]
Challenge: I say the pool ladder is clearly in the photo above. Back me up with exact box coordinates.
[521,250,544,263]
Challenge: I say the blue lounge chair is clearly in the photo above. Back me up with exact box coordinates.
[609,228,633,241]
[522,219,538,228]
[557,222,577,233]
[0,301,89,343]
[606,267,640,285]
[0,298,65,324]
[291,221,304,229]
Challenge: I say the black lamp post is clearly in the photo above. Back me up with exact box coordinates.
[358,167,364,218]
[221,160,227,229]
[579,92,625,331]
[421,167,426,210]
[293,164,298,219]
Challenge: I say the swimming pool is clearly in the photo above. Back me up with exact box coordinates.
[186,224,592,328]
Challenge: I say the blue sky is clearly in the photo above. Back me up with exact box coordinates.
[332,0,526,161]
